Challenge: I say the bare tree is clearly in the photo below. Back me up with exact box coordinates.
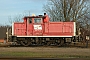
[8,14,23,25]
[43,0,90,37]
[8,11,31,25]
[43,0,89,22]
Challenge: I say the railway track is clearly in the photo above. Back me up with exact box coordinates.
[0,42,90,48]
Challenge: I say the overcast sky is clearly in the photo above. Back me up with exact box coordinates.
[0,0,47,25]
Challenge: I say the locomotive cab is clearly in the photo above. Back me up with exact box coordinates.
[24,13,49,24]
[23,13,50,36]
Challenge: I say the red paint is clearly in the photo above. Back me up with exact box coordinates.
[13,14,75,37]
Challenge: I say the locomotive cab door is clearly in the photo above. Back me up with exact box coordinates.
[27,18,33,36]
[33,18,43,36]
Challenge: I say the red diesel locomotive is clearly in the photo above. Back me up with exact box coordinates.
[8,13,82,46]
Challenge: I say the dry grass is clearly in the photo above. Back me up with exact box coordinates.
[0,47,90,58]
[0,41,90,58]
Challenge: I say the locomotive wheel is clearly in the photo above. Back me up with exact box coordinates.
[57,39,65,46]
[60,39,64,46]
[20,40,31,46]
[47,42,51,46]
[57,40,61,46]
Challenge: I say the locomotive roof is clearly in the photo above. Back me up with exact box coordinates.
[24,15,45,18]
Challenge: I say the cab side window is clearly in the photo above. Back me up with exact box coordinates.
[29,18,32,23]
[34,18,41,23]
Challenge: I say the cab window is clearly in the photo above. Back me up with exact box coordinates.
[34,18,41,23]
[29,18,32,23]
